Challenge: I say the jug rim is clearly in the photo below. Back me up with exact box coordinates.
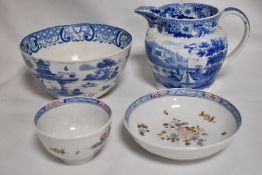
[152,3,220,22]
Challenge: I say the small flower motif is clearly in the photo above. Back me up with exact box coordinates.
[163,110,169,115]
[75,150,80,155]
[182,7,194,17]
[165,23,179,34]
[199,42,210,48]
[137,123,150,136]
[221,132,227,136]
[50,148,66,155]
[158,130,167,140]
[180,24,193,35]
[157,117,207,146]
[198,111,216,123]
[182,7,198,19]
[162,7,182,18]
[151,91,166,98]
[90,127,111,149]
[201,8,211,18]
[204,93,221,102]
[184,9,191,15]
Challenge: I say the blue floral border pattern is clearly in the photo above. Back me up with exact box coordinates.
[125,89,241,127]
[159,4,218,19]
[136,3,219,38]
[158,17,218,38]
[158,4,219,38]
[35,97,111,125]
[20,23,132,55]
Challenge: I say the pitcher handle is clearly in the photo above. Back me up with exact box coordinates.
[219,7,250,67]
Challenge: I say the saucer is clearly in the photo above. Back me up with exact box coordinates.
[124,89,241,160]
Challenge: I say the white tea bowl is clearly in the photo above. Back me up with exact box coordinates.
[34,97,111,165]
[124,89,241,160]
[20,23,132,98]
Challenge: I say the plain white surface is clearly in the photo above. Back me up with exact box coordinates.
[34,42,122,62]
[0,0,261,174]
[37,103,110,138]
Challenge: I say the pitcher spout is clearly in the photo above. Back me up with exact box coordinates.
[134,6,159,27]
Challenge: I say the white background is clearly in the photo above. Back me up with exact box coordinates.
[0,0,261,174]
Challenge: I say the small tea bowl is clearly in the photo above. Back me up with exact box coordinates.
[34,97,111,165]
[124,89,241,160]
[20,23,132,98]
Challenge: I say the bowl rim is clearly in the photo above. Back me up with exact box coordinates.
[35,97,112,140]
[19,23,132,64]
[124,88,242,151]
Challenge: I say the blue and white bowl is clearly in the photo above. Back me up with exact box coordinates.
[20,23,132,98]
[35,97,111,165]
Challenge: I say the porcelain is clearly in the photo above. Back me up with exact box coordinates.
[34,97,111,165]
[20,23,132,98]
[135,3,250,89]
[124,89,241,160]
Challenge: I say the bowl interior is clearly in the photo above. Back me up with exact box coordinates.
[20,23,132,62]
[34,42,122,62]
[36,98,111,139]
[125,90,241,149]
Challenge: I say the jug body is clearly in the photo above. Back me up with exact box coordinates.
[136,3,250,89]
[145,24,227,89]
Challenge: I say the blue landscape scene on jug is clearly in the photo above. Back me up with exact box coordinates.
[145,38,227,89]
[135,3,219,38]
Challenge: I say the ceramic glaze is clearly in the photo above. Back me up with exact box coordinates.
[135,3,250,89]
[37,103,109,138]
[124,89,241,160]
[35,42,121,62]
[35,97,111,165]
[20,23,132,98]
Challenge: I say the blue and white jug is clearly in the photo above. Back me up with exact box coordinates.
[135,3,250,89]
